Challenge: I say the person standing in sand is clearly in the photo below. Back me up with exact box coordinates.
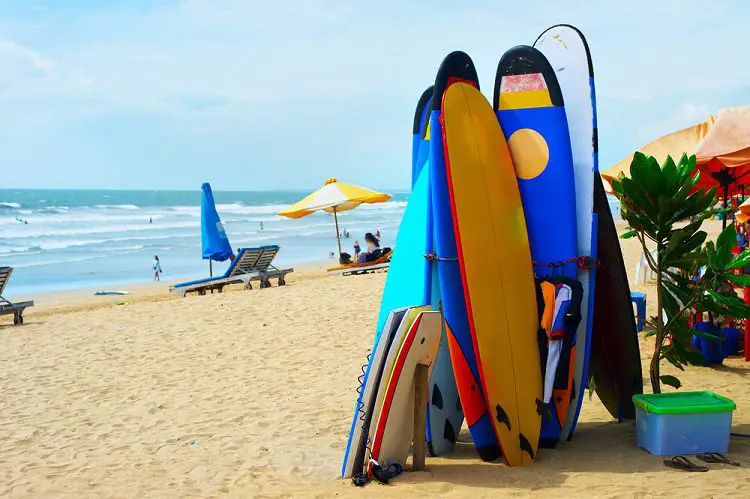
[153,255,162,282]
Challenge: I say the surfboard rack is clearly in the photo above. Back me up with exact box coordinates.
[412,363,429,471]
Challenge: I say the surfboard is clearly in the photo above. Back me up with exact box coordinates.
[373,165,432,337]
[94,291,129,296]
[442,82,542,466]
[589,172,643,419]
[534,24,597,441]
[342,165,432,478]
[430,51,501,462]
[410,85,465,458]
[494,45,578,448]
[342,307,408,479]
[369,311,442,473]
[412,86,433,187]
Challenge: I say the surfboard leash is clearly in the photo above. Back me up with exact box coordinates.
[533,256,599,275]
[424,253,458,262]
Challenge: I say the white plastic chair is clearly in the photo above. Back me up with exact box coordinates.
[634,249,657,284]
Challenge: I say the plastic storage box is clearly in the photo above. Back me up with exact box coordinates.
[633,391,735,456]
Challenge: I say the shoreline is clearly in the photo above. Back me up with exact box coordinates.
[12,260,334,317]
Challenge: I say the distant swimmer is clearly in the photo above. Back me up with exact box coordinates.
[15,216,28,224]
[149,217,152,224]
[259,221,264,230]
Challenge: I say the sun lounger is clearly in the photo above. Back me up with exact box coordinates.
[327,251,391,276]
[170,245,294,297]
[0,266,34,325]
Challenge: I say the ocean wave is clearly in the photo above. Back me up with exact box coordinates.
[12,254,110,269]
[0,221,201,239]
[0,202,21,209]
[0,212,163,226]
[94,204,140,210]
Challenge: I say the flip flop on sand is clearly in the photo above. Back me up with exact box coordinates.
[696,453,741,466]
[663,456,709,472]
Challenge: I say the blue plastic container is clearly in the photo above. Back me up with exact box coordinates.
[723,327,741,356]
[633,391,735,456]
[692,322,725,365]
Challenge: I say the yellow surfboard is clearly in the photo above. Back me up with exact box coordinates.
[442,82,542,466]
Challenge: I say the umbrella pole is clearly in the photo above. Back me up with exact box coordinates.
[723,184,729,230]
[333,208,343,258]
[209,258,213,277]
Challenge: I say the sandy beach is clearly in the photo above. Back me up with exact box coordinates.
[1,221,749,498]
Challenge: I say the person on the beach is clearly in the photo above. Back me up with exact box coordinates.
[358,233,380,263]
[353,240,361,260]
[153,255,162,281]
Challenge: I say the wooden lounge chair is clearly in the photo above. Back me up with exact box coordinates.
[0,266,34,325]
[170,245,294,297]
[327,250,392,276]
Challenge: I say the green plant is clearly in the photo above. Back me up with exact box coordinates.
[611,152,750,393]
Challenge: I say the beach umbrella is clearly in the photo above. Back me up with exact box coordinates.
[277,178,391,257]
[603,106,750,228]
[201,182,233,276]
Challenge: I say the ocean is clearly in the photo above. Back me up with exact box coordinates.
[0,189,621,296]
[0,189,408,295]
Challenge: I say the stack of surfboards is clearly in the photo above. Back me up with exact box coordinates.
[342,25,642,481]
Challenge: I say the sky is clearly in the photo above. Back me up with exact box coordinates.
[0,0,748,191]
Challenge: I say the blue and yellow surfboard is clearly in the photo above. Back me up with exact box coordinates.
[494,45,578,448]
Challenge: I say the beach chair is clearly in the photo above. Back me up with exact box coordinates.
[634,249,657,284]
[0,266,34,325]
[327,250,392,276]
[170,245,294,297]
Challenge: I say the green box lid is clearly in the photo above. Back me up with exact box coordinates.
[632,391,736,415]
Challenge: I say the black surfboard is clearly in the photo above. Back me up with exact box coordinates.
[588,173,643,419]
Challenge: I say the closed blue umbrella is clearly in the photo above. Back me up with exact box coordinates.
[201,183,233,275]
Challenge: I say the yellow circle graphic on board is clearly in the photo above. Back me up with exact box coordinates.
[508,128,549,180]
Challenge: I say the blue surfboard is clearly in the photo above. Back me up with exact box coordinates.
[495,45,578,447]
[430,51,501,462]
[412,86,433,187]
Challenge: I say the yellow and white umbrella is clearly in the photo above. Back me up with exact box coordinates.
[277,178,392,256]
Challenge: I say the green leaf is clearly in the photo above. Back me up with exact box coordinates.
[661,155,678,195]
[715,225,737,269]
[664,353,685,371]
[683,348,707,366]
[725,273,750,288]
[621,229,637,239]
[726,250,750,270]
[705,290,750,318]
[660,375,682,389]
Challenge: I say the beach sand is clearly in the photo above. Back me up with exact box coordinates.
[1,222,749,498]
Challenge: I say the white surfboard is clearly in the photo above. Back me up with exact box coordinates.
[368,311,442,473]
[534,24,598,441]
[341,307,408,479]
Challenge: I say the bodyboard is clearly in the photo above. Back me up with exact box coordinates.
[369,311,442,473]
